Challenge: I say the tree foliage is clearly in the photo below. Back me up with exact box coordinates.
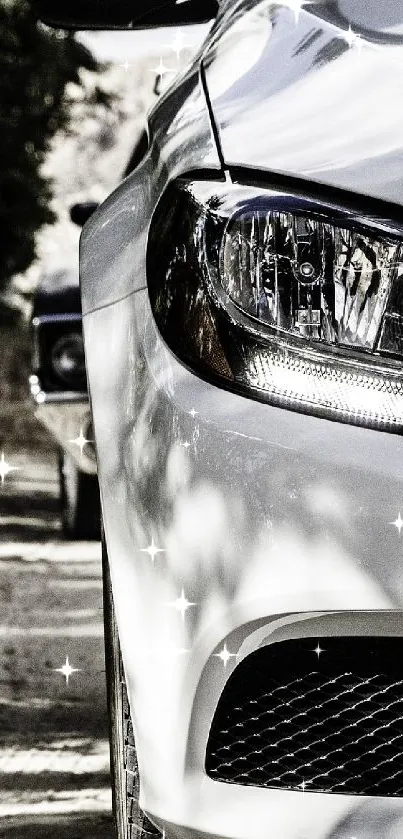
[0,0,111,307]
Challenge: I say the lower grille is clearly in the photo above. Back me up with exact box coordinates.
[205,637,403,796]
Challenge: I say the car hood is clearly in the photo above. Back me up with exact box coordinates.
[34,269,81,316]
[204,0,403,206]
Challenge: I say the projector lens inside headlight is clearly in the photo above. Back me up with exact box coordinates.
[147,179,403,431]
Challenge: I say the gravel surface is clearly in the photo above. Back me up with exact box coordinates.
[0,451,113,837]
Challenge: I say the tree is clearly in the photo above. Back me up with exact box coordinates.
[0,0,112,319]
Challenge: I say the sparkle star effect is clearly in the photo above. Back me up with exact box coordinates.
[0,452,20,485]
[390,512,403,535]
[313,642,324,659]
[69,427,90,458]
[54,656,81,685]
[169,588,197,622]
[189,408,198,418]
[180,440,191,449]
[214,643,237,668]
[166,30,187,61]
[343,25,363,52]
[149,57,175,78]
[140,538,165,564]
[120,59,132,72]
[299,780,308,792]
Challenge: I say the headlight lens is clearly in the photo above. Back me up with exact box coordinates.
[221,209,401,351]
[51,333,86,385]
[147,179,403,431]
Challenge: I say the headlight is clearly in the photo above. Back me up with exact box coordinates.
[147,179,403,432]
[51,333,86,385]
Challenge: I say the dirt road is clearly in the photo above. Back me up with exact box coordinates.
[0,449,114,837]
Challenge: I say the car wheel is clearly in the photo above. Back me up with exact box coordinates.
[102,534,161,839]
[58,449,101,540]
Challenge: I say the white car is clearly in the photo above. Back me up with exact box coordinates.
[33,1,403,838]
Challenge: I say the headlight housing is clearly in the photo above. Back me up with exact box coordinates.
[32,314,88,394]
[147,179,403,432]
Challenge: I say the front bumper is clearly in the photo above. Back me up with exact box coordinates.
[29,376,96,475]
[84,288,403,839]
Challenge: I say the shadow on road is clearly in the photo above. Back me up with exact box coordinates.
[0,451,111,834]
[0,451,61,542]
[0,812,114,838]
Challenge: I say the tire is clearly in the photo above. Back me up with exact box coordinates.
[102,535,161,839]
[58,449,101,540]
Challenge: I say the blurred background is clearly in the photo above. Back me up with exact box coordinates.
[0,2,208,835]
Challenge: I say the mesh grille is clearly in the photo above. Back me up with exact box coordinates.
[205,637,403,796]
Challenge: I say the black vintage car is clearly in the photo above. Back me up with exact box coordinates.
[30,204,100,539]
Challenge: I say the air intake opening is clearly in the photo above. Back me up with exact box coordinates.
[206,637,403,796]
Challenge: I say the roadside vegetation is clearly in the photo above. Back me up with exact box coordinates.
[0,0,113,451]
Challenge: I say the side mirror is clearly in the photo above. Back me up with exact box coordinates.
[70,202,99,227]
[30,0,218,29]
